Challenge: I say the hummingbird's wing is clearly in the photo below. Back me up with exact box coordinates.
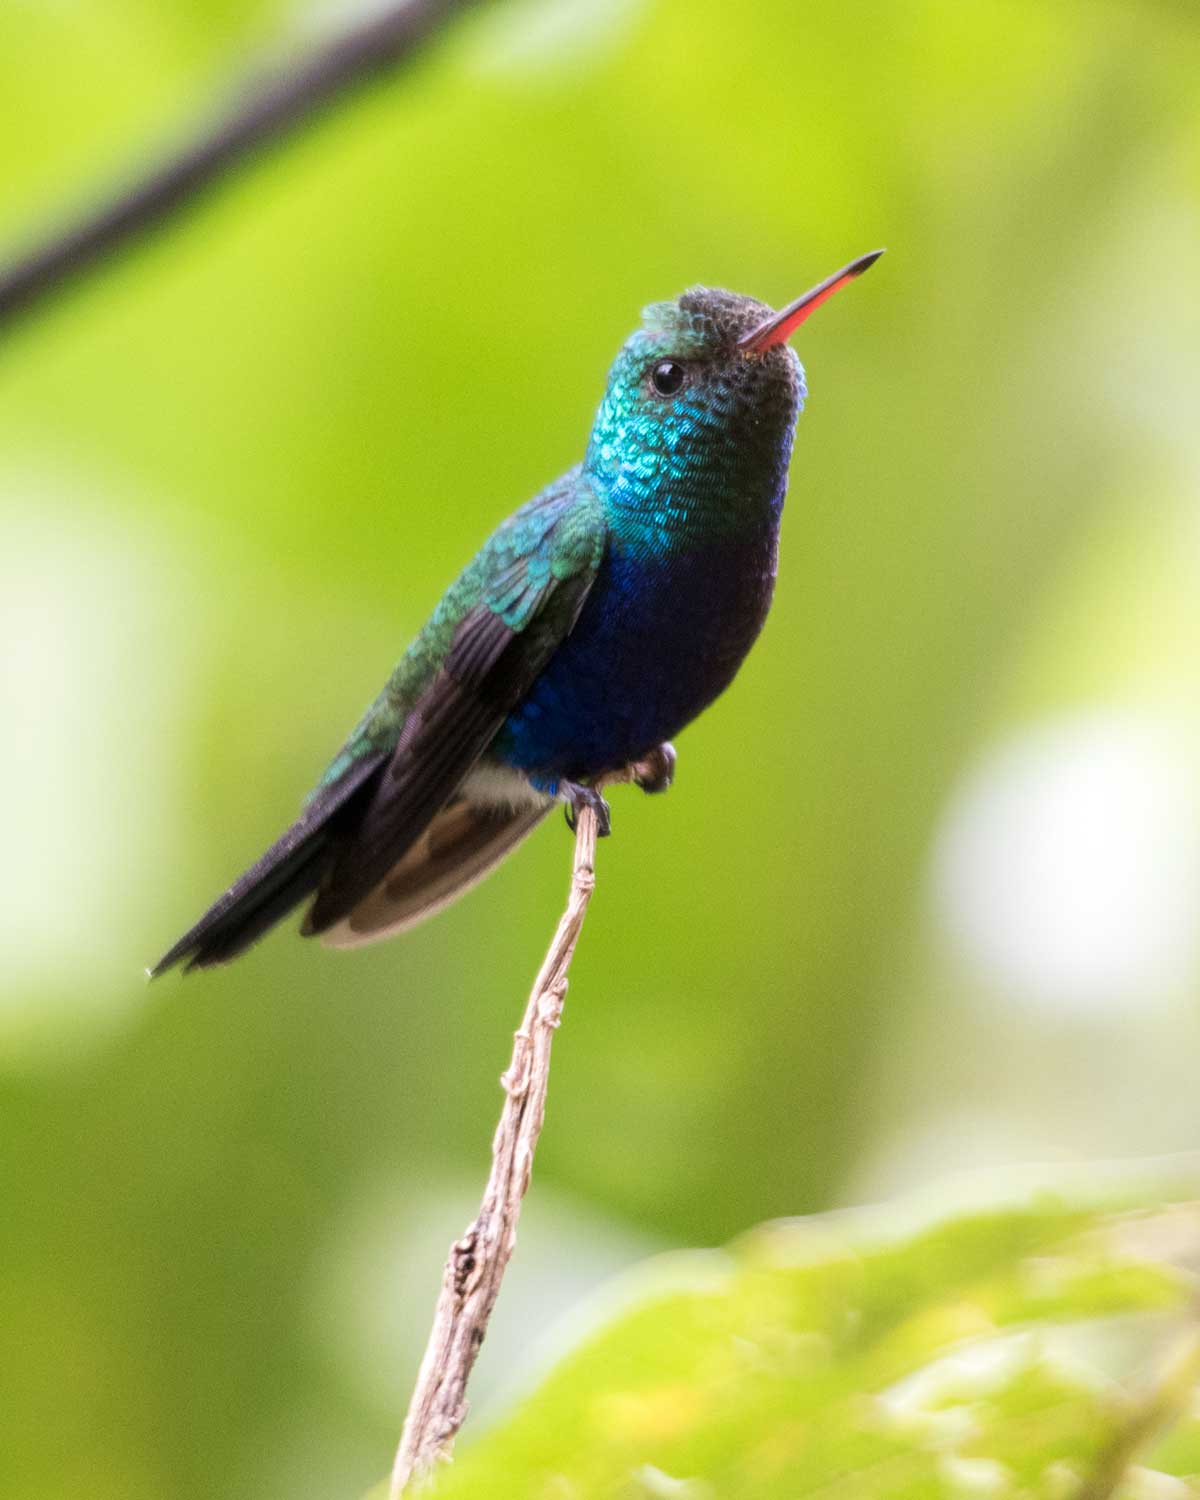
[302,488,606,935]
[151,475,605,973]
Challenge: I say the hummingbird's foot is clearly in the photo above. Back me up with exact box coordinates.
[631,742,676,796]
[561,781,612,838]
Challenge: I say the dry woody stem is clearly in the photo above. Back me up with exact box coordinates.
[1072,1307,1200,1500]
[390,800,603,1493]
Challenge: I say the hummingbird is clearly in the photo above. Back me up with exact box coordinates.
[152,250,882,974]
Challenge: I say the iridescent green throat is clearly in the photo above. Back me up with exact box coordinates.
[583,286,807,554]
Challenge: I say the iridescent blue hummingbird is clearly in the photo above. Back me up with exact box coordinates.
[153,251,882,973]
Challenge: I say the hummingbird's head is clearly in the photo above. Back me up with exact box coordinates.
[585,252,882,539]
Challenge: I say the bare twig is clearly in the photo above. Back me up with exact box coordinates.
[0,0,479,331]
[1073,1306,1200,1500]
[391,796,608,1493]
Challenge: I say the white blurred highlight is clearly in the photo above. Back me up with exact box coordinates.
[932,710,1200,1015]
[0,485,209,1060]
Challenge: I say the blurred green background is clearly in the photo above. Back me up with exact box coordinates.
[2,1,1199,1496]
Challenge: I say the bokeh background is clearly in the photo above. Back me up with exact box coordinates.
[2,1,1199,1496]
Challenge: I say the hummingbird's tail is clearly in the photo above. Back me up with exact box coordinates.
[149,752,388,975]
[311,795,551,950]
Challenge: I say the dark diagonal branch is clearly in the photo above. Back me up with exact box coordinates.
[0,0,479,331]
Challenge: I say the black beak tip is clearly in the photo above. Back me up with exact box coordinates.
[852,248,886,277]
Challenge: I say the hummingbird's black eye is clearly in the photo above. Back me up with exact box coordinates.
[650,359,687,397]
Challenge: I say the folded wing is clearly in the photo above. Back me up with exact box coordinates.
[151,475,605,973]
[303,535,600,934]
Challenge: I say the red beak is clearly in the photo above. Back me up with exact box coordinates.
[737,249,884,354]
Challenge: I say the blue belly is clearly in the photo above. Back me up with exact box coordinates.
[490,529,777,779]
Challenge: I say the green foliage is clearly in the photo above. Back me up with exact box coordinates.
[407,1188,1200,1498]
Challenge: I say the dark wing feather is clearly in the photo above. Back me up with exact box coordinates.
[304,582,586,934]
[150,749,387,974]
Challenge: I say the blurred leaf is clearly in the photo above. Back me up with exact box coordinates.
[411,1180,1200,1498]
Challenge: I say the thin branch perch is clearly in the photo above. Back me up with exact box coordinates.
[0,0,478,332]
[1073,1306,1200,1500]
[391,794,611,1493]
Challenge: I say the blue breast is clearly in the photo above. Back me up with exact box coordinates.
[490,525,778,780]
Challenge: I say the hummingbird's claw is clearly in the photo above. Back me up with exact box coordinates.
[632,742,676,796]
[562,781,612,837]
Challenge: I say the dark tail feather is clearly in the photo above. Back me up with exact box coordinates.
[150,753,386,976]
[313,796,551,948]
[173,847,330,972]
